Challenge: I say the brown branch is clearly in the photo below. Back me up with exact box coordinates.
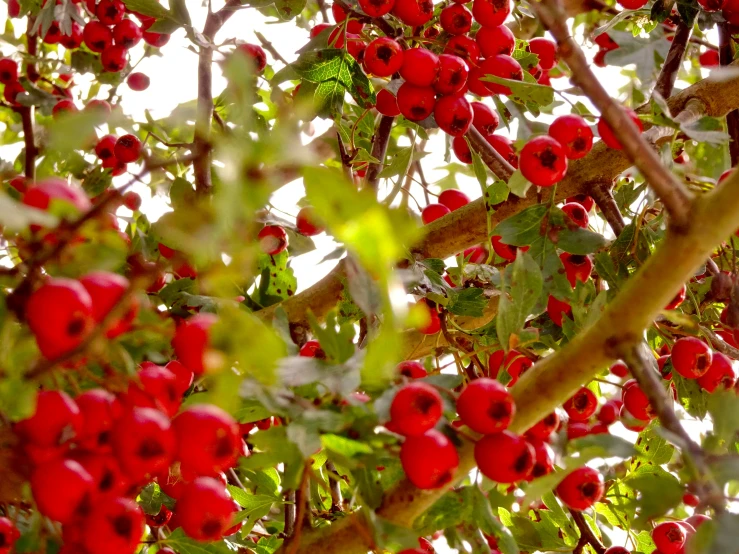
[570,509,606,554]
[621,343,726,513]
[719,23,739,167]
[16,106,37,180]
[255,31,288,65]
[590,181,625,236]
[315,0,329,22]
[285,465,311,554]
[193,0,242,194]
[325,461,343,513]
[25,18,38,82]
[365,115,394,189]
[466,125,515,182]
[532,0,694,230]
[702,325,739,360]
[284,489,296,538]
[654,21,691,100]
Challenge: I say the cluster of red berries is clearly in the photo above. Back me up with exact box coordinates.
[95,133,143,175]
[14,347,245,553]
[255,207,325,257]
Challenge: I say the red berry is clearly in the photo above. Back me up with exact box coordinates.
[125,363,181,416]
[698,0,726,10]
[87,99,112,114]
[96,136,117,161]
[597,108,642,150]
[594,33,618,50]
[392,0,434,26]
[418,301,441,335]
[296,206,324,236]
[165,360,194,395]
[562,202,589,228]
[475,431,535,483]
[619,404,648,431]
[476,24,515,57]
[549,114,593,159]
[177,477,237,541]
[445,35,480,65]
[112,407,176,481]
[621,379,654,421]
[610,361,629,378]
[397,360,427,379]
[652,521,686,554]
[390,382,443,437]
[434,95,473,137]
[84,21,113,53]
[604,548,630,554]
[685,514,711,528]
[697,351,736,392]
[597,399,621,425]
[559,253,593,287]
[122,190,141,211]
[16,390,82,447]
[400,429,459,489]
[7,0,19,17]
[309,23,332,38]
[563,387,598,422]
[3,80,25,105]
[567,421,590,439]
[364,38,404,77]
[472,0,511,27]
[173,404,240,476]
[173,313,217,375]
[439,189,470,211]
[71,451,129,498]
[529,438,555,478]
[464,245,488,263]
[0,58,18,84]
[445,53,478,86]
[376,88,401,117]
[479,54,523,95]
[23,178,91,215]
[556,466,604,510]
[80,271,137,339]
[683,492,700,507]
[76,389,122,452]
[400,48,440,87]
[422,203,451,224]
[0,518,19,553]
[488,349,533,386]
[547,295,572,326]
[525,411,560,441]
[142,31,170,47]
[9,175,27,193]
[127,72,150,91]
[81,497,143,554]
[664,284,686,310]
[490,235,518,261]
[566,194,595,212]
[671,336,713,379]
[237,43,267,73]
[452,135,473,164]
[96,0,125,25]
[528,37,558,70]
[397,83,436,121]
[113,19,142,48]
[700,49,721,67]
[258,224,289,255]
[618,0,648,7]
[115,134,142,163]
[487,134,518,167]
[357,0,395,16]
[299,339,325,358]
[331,2,365,32]
[471,102,499,135]
[520,135,568,186]
[101,45,128,72]
[456,377,515,434]
[31,459,94,524]
[26,278,94,358]
[440,4,472,35]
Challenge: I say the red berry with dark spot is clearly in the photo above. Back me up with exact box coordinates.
[434,95,473,137]
[3,80,25,105]
[113,19,142,48]
[697,351,736,392]
[76,389,122,452]
[487,134,518,167]
[127,72,150,91]
[520,135,568,186]
[173,404,241,476]
[440,4,472,35]
[434,54,469,95]
[525,411,560,441]
[560,253,593,287]
[82,497,144,554]
[566,194,595,212]
[562,202,589,228]
[398,360,426,379]
[400,48,440,87]
[422,203,451,224]
[80,271,137,339]
[393,0,434,26]
[125,363,181,417]
[31,459,94,524]
[96,0,125,25]
[0,58,18,84]
[475,431,535,483]
[471,101,499,135]
[598,108,642,150]
[299,339,325,358]
[26,278,94,359]
[476,24,515,57]
[177,477,237,541]
[101,45,127,72]
[528,438,555,478]
[96,135,117,161]
[479,54,523,95]
[357,0,395,17]
[671,336,713,379]
[115,134,142,163]
[142,31,170,47]
[652,521,686,554]
[556,466,604,510]
[549,114,593,159]
[397,83,436,121]
[70,451,129,498]
[457,377,515,434]
[84,21,113,53]
[376,88,401,116]
[60,22,83,50]
[528,37,558,70]
[237,43,267,73]
[258,224,289,255]
[173,313,217,375]
[563,387,598,422]
[621,379,654,421]
[400,429,459,489]
[16,390,82,447]
[439,189,470,211]
[390,382,443,437]
[364,38,404,77]
[445,35,480,64]
[472,0,511,27]
[112,407,176,481]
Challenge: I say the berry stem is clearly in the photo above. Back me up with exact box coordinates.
[654,20,691,100]
[590,181,625,236]
[364,114,395,190]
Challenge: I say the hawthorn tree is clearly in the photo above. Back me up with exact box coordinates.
[4,0,739,552]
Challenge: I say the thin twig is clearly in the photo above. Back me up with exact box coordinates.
[590,181,625,236]
[570,509,606,554]
[622,343,726,513]
[532,0,694,230]
[701,325,739,360]
[465,126,515,183]
[255,31,288,65]
[325,461,343,513]
[285,464,311,554]
[654,21,691,99]
[365,115,394,190]
[719,23,739,167]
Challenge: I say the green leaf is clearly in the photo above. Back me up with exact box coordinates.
[162,529,233,554]
[321,433,373,457]
[496,252,543,350]
[0,193,58,231]
[494,204,548,246]
[227,486,279,515]
[169,0,190,25]
[708,390,739,445]
[471,488,519,554]
[120,0,171,19]
[569,433,636,461]
[674,372,708,419]
[507,169,533,198]
[480,75,554,108]
[470,147,489,189]
[633,423,675,466]
[254,250,297,307]
[486,180,510,207]
[681,116,731,145]
[447,287,487,317]
[623,465,683,522]
[275,0,307,19]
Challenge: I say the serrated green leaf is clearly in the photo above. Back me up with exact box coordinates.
[162,529,233,554]
[497,252,543,350]
[120,0,171,19]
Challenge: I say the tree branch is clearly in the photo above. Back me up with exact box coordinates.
[466,125,515,182]
[702,325,739,360]
[654,21,691,100]
[621,343,726,512]
[570,508,606,554]
[365,115,394,189]
[531,0,694,230]
[590,180,625,236]
[193,0,242,193]
[719,23,739,167]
